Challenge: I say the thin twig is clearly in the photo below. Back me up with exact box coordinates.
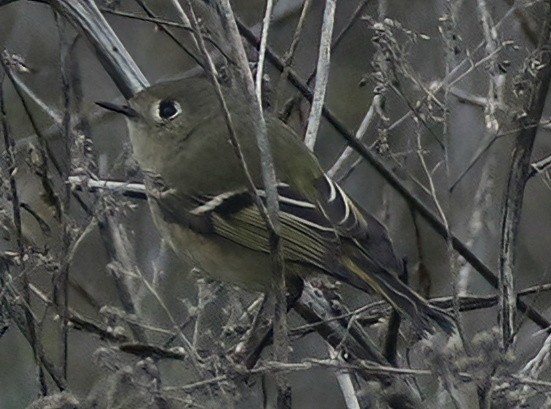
[1,56,50,397]
[304,0,336,150]
[48,0,148,98]
[255,0,274,106]
[235,20,550,332]
[476,0,505,132]
[55,12,74,380]
[518,332,551,405]
[275,0,312,109]
[328,345,361,409]
[211,1,290,406]
[529,153,551,177]
[2,284,67,391]
[327,94,382,179]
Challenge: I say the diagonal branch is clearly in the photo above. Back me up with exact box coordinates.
[235,19,551,332]
[47,0,149,98]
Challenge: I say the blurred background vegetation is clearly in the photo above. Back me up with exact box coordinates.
[1,0,551,408]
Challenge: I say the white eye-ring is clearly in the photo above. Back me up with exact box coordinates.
[153,99,181,122]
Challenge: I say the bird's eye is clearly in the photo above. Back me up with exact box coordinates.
[158,100,181,120]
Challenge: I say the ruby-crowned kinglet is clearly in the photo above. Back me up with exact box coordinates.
[98,73,454,334]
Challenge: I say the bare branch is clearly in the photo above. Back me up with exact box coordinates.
[498,9,551,349]
[235,19,550,331]
[255,0,274,106]
[47,0,149,98]
[304,0,336,150]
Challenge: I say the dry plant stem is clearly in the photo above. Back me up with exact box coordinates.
[518,332,551,405]
[233,296,273,369]
[530,153,551,177]
[304,0,336,151]
[353,283,551,328]
[303,0,368,89]
[1,284,67,391]
[450,87,488,107]
[275,0,312,107]
[328,345,360,409]
[1,60,50,396]
[99,219,148,343]
[68,177,147,197]
[233,280,302,370]
[213,0,281,232]
[255,0,274,106]
[327,94,381,179]
[0,78,22,254]
[2,64,63,124]
[47,0,148,98]
[178,1,288,405]
[456,160,494,295]
[29,284,129,343]
[26,0,551,333]
[293,282,388,366]
[440,0,461,334]
[54,27,72,379]
[132,0,203,68]
[232,22,551,332]
[2,51,63,217]
[56,15,72,379]
[179,0,276,306]
[283,0,311,60]
[178,0,281,262]
[211,1,290,406]
[162,358,551,391]
[456,0,502,300]
[498,10,551,349]
[476,0,505,132]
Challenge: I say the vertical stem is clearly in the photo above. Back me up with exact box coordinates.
[213,1,289,405]
[256,0,274,106]
[1,57,50,396]
[498,6,551,349]
[56,12,72,380]
[304,0,337,151]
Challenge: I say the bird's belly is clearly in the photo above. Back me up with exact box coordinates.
[151,207,274,292]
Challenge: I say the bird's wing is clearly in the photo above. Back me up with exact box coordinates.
[149,172,454,334]
[150,181,341,272]
[147,169,401,274]
[315,175,455,334]
[315,174,403,273]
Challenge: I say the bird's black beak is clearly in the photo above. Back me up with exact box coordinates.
[96,101,138,118]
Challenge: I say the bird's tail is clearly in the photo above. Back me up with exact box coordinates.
[339,254,455,335]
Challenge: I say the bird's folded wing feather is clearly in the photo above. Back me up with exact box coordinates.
[150,172,402,276]
[316,175,403,273]
[151,182,341,271]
